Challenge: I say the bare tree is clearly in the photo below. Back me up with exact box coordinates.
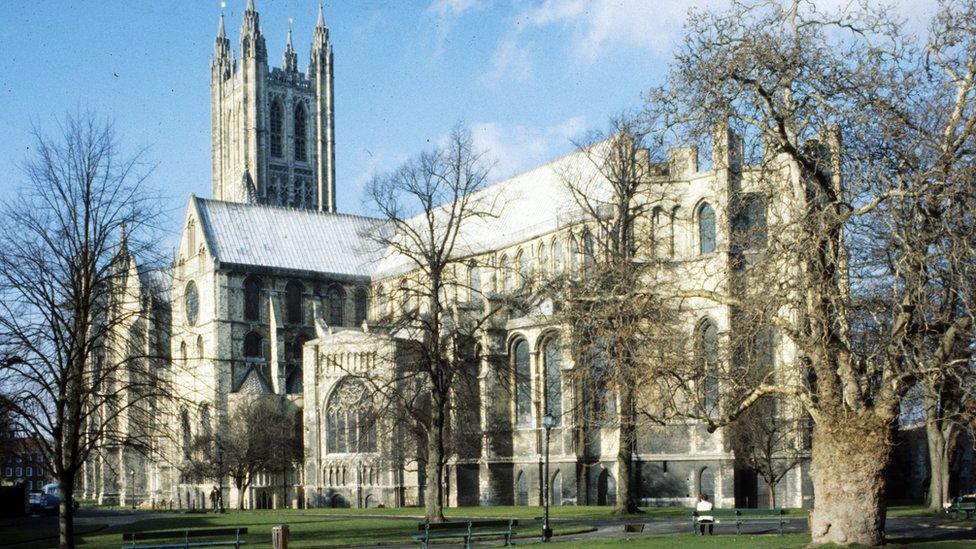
[185,396,300,510]
[643,1,976,544]
[0,112,172,548]
[729,402,808,509]
[551,114,683,514]
[361,126,498,522]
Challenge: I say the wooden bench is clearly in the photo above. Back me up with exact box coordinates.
[121,527,248,549]
[691,508,786,535]
[948,497,976,519]
[413,520,518,548]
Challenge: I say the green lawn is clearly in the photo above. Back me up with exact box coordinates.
[0,504,962,548]
[8,510,593,548]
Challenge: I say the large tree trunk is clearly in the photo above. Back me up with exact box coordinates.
[425,398,446,523]
[809,415,891,546]
[926,416,952,512]
[58,474,76,549]
[767,482,777,509]
[613,383,639,514]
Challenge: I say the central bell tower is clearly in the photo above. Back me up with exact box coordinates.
[210,1,337,212]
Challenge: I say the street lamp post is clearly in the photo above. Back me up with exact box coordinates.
[542,412,555,542]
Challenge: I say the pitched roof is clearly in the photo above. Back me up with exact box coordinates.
[192,197,388,279]
[372,146,609,278]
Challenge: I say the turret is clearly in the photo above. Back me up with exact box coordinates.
[212,13,232,80]
[310,3,337,212]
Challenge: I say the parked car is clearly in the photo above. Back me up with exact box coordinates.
[39,483,79,513]
[28,491,56,515]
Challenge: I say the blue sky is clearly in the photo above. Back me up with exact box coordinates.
[0,0,938,241]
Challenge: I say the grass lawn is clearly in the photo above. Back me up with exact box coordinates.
[10,510,593,548]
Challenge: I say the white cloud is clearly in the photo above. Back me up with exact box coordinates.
[482,0,941,84]
[470,116,587,180]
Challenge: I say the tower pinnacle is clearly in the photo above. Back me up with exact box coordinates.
[283,19,298,73]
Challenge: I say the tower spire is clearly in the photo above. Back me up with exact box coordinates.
[317,3,325,29]
[283,18,298,73]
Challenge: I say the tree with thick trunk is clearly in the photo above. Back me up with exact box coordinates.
[643,1,976,544]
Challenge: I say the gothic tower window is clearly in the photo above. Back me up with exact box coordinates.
[184,281,199,326]
[326,378,376,454]
[285,281,304,325]
[328,286,345,327]
[732,195,767,250]
[695,319,720,415]
[294,103,308,162]
[543,337,562,426]
[513,339,532,428]
[196,335,204,359]
[243,331,263,359]
[270,99,284,158]
[698,202,716,254]
[243,276,262,321]
[354,287,369,326]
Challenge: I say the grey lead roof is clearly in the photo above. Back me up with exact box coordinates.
[193,197,388,279]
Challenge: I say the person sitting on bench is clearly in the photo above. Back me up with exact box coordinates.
[696,494,715,535]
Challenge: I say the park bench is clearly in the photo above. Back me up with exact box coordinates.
[691,508,786,535]
[121,527,247,549]
[948,496,976,519]
[413,519,518,548]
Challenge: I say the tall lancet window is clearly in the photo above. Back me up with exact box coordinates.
[270,99,284,158]
[294,103,308,162]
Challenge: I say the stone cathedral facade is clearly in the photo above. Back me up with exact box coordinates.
[87,2,813,511]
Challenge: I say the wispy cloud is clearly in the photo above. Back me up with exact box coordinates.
[470,116,587,180]
[426,0,487,59]
[480,0,941,85]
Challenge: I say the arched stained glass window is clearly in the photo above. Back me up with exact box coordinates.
[180,408,191,458]
[196,335,204,359]
[467,261,481,299]
[698,202,716,254]
[513,339,532,427]
[539,243,549,277]
[243,276,262,321]
[543,338,562,426]
[696,321,720,415]
[294,103,308,162]
[285,281,304,325]
[500,255,513,292]
[569,237,579,272]
[553,239,564,273]
[270,99,284,158]
[517,250,529,284]
[243,331,263,359]
[328,286,345,327]
[582,231,595,268]
[326,378,376,454]
[354,287,369,326]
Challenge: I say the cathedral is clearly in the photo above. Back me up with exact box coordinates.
[84,2,813,511]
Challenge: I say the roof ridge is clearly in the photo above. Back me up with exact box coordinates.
[194,196,385,223]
